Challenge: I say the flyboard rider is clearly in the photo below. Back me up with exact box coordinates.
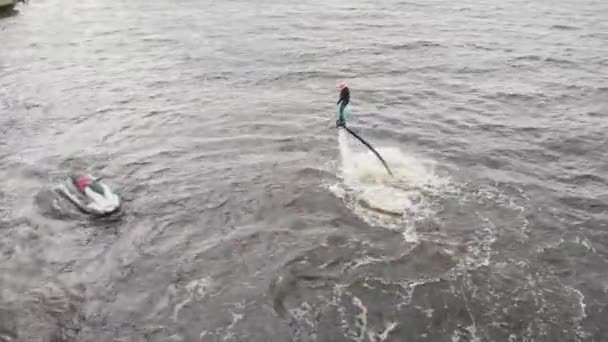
[336,82,350,128]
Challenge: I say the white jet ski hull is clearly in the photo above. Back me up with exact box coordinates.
[57,176,120,216]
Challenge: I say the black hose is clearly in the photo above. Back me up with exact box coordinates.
[342,126,394,176]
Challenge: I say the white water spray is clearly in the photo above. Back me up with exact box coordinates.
[332,129,453,238]
[338,129,355,183]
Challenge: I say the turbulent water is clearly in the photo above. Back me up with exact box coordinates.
[1,0,607,341]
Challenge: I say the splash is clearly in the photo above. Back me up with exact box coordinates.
[331,129,453,238]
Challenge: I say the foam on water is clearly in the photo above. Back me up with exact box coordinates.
[331,129,453,237]
[172,277,213,322]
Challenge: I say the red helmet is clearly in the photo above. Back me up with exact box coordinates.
[338,82,348,89]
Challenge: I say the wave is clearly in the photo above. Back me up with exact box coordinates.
[551,24,580,31]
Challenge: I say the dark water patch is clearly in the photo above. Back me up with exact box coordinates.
[558,173,608,187]
[513,55,543,62]
[512,147,561,164]
[455,66,499,74]
[276,35,310,42]
[482,91,544,103]
[582,300,608,341]
[551,24,580,31]
[545,56,577,66]
[587,111,607,118]
[475,123,511,135]
[467,43,495,51]
[141,109,172,119]
[592,86,608,97]
[140,36,179,45]
[559,196,607,215]
[385,40,443,50]
[290,23,325,31]
[541,135,600,157]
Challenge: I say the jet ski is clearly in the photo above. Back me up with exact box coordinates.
[56,174,120,216]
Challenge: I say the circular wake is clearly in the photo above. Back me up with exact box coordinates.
[329,129,456,238]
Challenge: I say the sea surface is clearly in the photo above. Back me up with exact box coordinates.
[1,0,607,341]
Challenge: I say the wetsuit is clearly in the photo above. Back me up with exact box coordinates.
[336,87,350,127]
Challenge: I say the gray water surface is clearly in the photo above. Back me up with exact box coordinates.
[1,0,607,341]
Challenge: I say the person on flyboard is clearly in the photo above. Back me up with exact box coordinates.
[336,82,350,128]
